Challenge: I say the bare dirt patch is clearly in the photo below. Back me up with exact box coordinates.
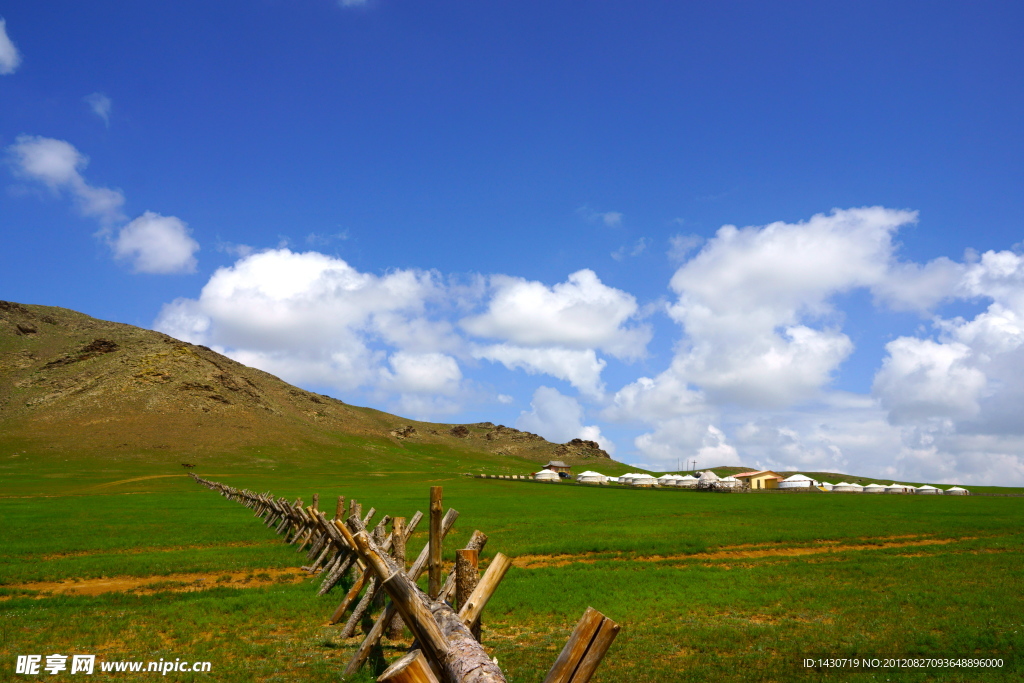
[2,567,308,599]
[511,536,975,569]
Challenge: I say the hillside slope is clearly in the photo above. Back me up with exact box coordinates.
[0,301,616,469]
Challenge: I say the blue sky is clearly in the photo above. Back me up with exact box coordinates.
[2,2,1023,484]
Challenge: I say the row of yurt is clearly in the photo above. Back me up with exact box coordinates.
[534,469,560,482]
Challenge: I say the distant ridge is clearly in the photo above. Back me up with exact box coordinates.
[0,301,616,467]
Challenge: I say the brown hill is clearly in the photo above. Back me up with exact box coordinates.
[0,301,614,467]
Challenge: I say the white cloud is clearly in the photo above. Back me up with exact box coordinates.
[112,211,199,274]
[382,351,462,395]
[665,206,916,407]
[516,386,615,454]
[667,233,703,263]
[473,344,606,397]
[84,93,112,126]
[873,338,986,424]
[577,206,623,227]
[633,418,738,470]
[154,249,449,394]
[0,18,22,75]
[7,135,126,224]
[460,269,650,360]
[611,237,648,261]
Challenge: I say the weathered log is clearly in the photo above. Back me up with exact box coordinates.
[312,492,319,512]
[389,516,407,640]
[458,553,511,630]
[336,495,345,521]
[429,486,443,598]
[377,650,439,683]
[351,531,506,683]
[455,549,480,640]
[542,607,620,683]
[343,531,487,679]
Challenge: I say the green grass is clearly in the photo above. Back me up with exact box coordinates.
[2,443,1022,682]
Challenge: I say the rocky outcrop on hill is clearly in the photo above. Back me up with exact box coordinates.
[484,424,544,442]
[555,438,610,459]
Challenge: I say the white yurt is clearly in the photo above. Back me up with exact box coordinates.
[884,483,912,494]
[632,474,658,487]
[717,475,742,489]
[577,470,607,484]
[618,473,639,485]
[945,486,970,495]
[862,483,886,494]
[915,485,940,495]
[778,474,818,490]
[819,481,834,491]
[831,481,862,493]
[657,474,679,486]
[534,469,560,482]
[676,474,698,488]
[696,470,720,487]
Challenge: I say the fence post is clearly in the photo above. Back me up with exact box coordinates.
[429,486,443,598]
[455,549,480,640]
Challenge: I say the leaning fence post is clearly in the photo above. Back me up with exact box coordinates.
[377,650,439,683]
[336,495,345,521]
[429,486,443,598]
[543,607,621,683]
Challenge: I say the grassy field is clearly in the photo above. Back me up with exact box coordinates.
[2,439,1022,681]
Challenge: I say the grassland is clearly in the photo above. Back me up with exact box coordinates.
[2,436,1023,683]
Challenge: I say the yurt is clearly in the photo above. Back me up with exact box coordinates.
[945,486,970,495]
[884,483,912,494]
[778,474,818,490]
[675,474,698,488]
[618,473,639,485]
[717,475,742,489]
[696,470,720,486]
[831,481,862,493]
[915,485,940,495]
[819,481,834,491]
[862,483,886,494]
[657,474,679,486]
[534,469,560,482]
[631,474,658,487]
[577,470,607,485]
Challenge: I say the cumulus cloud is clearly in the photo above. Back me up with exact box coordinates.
[633,418,737,470]
[604,206,1024,481]
[7,135,125,224]
[154,249,450,394]
[0,18,21,75]
[473,344,607,397]
[112,212,199,274]
[461,269,650,360]
[84,92,112,126]
[6,135,200,274]
[665,206,916,407]
[381,351,462,395]
[874,248,1024,454]
[515,386,615,454]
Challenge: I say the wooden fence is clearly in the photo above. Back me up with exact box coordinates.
[189,473,619,683]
